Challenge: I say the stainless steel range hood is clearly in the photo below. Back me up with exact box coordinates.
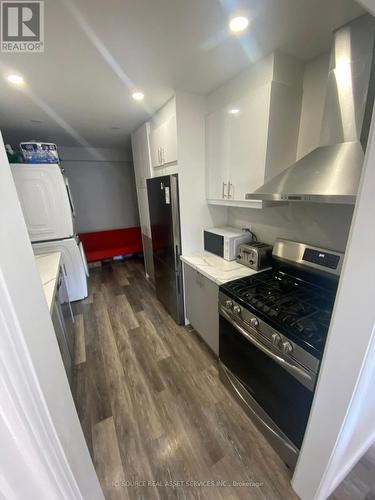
[246,15,375,204]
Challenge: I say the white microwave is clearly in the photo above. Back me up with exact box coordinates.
[204,226,251,261]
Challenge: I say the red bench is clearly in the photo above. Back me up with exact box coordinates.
[79,227,143,263]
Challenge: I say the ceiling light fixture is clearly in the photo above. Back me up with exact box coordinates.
[132,91,144,101]
[7,74,25,86]
[229,16,249,34]
[228,108,240,115]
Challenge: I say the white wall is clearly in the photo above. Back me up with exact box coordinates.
[297,52,330,159]
[60,146,139,233]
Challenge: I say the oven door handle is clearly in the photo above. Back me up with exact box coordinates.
[220,307,314,390]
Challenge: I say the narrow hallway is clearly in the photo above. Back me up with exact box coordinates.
[71,259,296,500]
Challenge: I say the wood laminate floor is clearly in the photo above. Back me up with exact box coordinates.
[72,258,299,500]
[330,444,375,500]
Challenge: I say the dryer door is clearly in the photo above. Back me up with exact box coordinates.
[11,163,74,242]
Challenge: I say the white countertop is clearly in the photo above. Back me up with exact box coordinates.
[34,252,61,313]
[181,251,261,285]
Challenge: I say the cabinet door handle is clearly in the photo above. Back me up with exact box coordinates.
[222,181,227,199]
[228,182,233,199]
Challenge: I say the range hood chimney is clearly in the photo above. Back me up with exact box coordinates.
[246,14,375,204]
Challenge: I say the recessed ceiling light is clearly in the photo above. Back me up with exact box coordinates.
[30,119,43,124]
[228,108,240,115]
[229,16,249,34]
[7,74,25,86]
[132,91,144,101]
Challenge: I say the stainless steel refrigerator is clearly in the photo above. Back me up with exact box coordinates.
[146,174,184,324]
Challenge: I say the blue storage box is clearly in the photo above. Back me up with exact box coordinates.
[20,142,60,164]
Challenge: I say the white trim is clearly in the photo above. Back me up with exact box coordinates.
[327,425,375,497]
[0,274,83,500]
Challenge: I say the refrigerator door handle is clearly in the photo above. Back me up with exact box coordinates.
[175,244,180,268]
[170,175,184,323]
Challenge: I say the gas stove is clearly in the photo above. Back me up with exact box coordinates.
[220,239,343,363]
[218,239,344,469]
[221,268,337,359]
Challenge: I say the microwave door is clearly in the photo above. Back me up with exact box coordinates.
[204,231,224,258]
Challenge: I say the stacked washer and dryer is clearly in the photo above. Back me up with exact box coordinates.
[11,162,89,302]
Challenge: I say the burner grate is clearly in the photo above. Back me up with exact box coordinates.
[223,269,336,354]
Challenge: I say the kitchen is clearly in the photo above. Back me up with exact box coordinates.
[1,1,375,499]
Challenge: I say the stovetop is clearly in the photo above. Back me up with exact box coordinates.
[221,268,338,358]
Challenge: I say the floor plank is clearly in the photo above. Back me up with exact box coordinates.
[73,258,298,500]
[92,416,128,500]
[74,313,86,365]
[330,443,375,500]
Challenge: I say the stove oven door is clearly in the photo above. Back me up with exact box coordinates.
[219,308,315,469]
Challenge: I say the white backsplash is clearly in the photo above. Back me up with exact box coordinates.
[227,203,354,252]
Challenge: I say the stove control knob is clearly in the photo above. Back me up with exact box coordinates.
[225,299,233,309]
[272,333,282,346]
[250,317,259,328]
[282,341,293,355]
[233,305,241,315]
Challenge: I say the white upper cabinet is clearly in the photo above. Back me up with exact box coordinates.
[205,53,303,207]
[150,109,177,168]
[227,84,271,202]
[131,122,152,189]
[206,107,230,200]
[150,123,164,168]
[162,114,177,165]
[206,84,271,204]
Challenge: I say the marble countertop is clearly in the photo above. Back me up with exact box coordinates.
[181,251,262,285]
[34,252,61,313]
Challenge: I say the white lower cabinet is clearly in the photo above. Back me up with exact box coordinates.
[52,270,74,386]
[184,263,219,355]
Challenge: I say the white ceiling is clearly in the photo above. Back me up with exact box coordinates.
[0,0,365,152]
